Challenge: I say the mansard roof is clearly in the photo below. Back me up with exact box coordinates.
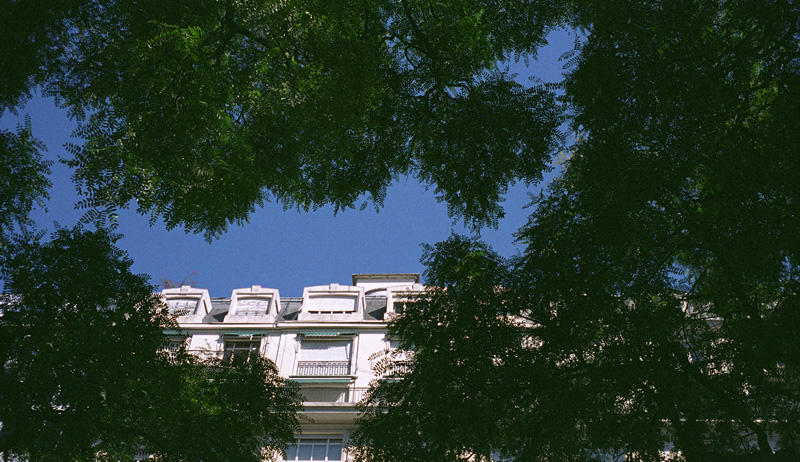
[196,296,389,323]
[163,273,418,324]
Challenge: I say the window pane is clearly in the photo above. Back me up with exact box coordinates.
[312,444,326,460]
[308,295,357,312]
[168,299,197,315]
[299,341,351,361]
[327,444,343,461]
[297,444,313,460]
[236,297,271,315]
[291,437,343,461]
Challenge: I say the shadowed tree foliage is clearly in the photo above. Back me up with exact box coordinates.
[1,0,565,239]
[0,228,301,461]
[353,1,799,461]
[0,117,52,251]
[2,0,798,460]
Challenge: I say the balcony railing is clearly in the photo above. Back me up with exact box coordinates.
[296,361,350,376]
[299,386,370,404]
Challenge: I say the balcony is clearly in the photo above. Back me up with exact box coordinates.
[295,361,350,376]
[299,386,369,404]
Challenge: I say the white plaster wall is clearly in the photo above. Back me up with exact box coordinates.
[353,331,388,387]
[273,331,301,376]
[263,332,282,365]
[355,278,416,291]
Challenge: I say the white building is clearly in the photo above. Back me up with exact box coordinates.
[160,273,424,462]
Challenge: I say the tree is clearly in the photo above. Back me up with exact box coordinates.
[353,1,800,461]
[145,350,301,462]
[0,117,52,252]
[0,227,301,461]
[1,0,565,239]
[3,0,798,460]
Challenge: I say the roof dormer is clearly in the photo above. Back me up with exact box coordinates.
[352,273,419,292]
[385,283,425,320]
[223,285,280,323]
[298,283,365,321]
[161,286,211,324]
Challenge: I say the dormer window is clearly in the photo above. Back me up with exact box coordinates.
[167,299,198,316]
[161,286,211,323]
[235,298,271,316]
[307,294,358,314]
[223,286,280,323]
[298,284,365,321]
[385,283,424,320]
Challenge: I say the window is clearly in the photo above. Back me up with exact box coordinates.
[296,338,352,376]
[285,437,343,461]
[383,339,412,376]
[234,297,271,316]
[222,339,261,362]
[385,284,423,319]
[393,300,412,314]
[162,287,211,320]
[161,338,186,362]
[167,298,198,316]
[307,294,358,314]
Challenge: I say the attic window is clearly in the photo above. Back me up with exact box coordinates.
[307,294,357,314]
[167,298,198,316]
[393,299,414,314]
[233,297,271,316]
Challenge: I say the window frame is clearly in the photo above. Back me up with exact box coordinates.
[294,333,355,377]
[284,435,344,461]
[221,336,263,362]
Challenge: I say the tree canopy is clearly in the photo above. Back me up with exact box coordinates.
[0,117,51,251]
[353,1,800,461]
[2,0,798,460]
[2,0,565,239]
[0,228,301,461]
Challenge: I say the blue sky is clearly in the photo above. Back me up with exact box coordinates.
[1,29,576,298]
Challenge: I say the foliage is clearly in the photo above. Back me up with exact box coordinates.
[0,0,566,239]
[146,351,301,462]
[2,0,798,460]
[0,228,301,461]
[354,1,800,461]
[158,270,199,289]
[0,117,52,250]
[0,0,80,111]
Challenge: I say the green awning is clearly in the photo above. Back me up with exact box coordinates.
[300,332,355,338]
[288,378,353,384]
[222,332,265,337]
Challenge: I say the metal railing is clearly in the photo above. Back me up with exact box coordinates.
[295,361,350,376]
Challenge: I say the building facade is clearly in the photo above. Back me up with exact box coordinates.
[160,274,424,462]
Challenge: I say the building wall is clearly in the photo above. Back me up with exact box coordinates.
[165,273,420,462]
